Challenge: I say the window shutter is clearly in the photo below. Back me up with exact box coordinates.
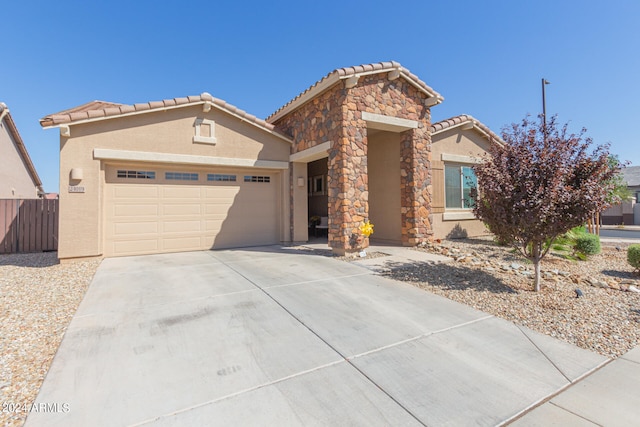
[431,160,445,213]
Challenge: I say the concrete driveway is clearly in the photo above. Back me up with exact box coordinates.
[27,246,607,426]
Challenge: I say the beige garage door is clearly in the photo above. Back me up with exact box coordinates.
[104,166,280,257]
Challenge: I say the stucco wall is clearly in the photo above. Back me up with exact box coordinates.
[368,131,401,243]
[430,127,492,239]
[0,121,38,198]
[57,105,291,259]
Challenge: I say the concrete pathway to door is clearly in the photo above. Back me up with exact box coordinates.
[27,245,623,426]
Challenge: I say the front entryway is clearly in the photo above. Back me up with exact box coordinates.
[368,130,402,244]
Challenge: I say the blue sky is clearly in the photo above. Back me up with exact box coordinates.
[2,0,639,193]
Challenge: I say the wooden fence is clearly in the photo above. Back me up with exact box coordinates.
[0,199,59,254]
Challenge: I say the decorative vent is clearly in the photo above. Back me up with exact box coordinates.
[193,118,216,144]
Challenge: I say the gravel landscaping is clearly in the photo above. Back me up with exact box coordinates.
[383,238,640,359]
[0,252,100,427]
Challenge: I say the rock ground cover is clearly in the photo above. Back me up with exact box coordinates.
[0,252,100,427]
[384,238,640,359]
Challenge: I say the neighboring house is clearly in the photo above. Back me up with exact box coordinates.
[0,102,44,198]
[601,166,640,225]
[41,61,500,260]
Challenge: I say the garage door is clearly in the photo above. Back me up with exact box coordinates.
[104,166,280,256]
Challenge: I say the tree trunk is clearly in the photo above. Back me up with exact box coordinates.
[533,259,541,292]
[532,244,542,292]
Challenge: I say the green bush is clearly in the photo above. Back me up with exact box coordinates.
[628,244,640,271]
[574,233,601,256]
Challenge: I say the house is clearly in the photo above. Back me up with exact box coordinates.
[601,165,640,225]
[0,103,44,198]
[40,61,500,260]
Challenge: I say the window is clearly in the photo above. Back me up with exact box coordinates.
[117,170,155,179]
[445,165,477,209]
[165,172,198,181]
[208,174,236,182]
[244,175,270,183]
[312,175,325,195]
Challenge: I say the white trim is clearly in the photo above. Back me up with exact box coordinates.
[93,148,289,170]
[441,153,482,164]
[268,74,341,122]
[431,119,504,146]
[289,141,331,162]
[268,68,443,123]
[205,102,292,144]
[399,71,444,103]
[431,120,475,136]
[362,111,418,132]
[443,211,476,221]
[43,103,204,130]
[193,118,216,144]
[43,101,293,144]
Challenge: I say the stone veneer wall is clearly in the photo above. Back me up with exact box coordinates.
[274,72,433,253]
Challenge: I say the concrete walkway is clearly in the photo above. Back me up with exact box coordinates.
[26,245,634,426]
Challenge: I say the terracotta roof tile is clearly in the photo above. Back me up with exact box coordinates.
[430,114,504,144]
[40,93,288,141]
[268,61,442,122]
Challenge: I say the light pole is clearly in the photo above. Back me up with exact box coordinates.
[542,78,550,127]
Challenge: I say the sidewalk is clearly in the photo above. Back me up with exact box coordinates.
[511,346,640,426]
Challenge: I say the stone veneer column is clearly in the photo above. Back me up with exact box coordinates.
[400,124,433,246]
[327,107,368,255]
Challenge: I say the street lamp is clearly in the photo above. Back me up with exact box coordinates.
[542,78,550,127]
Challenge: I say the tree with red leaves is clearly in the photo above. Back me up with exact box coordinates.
[472,116,620,291]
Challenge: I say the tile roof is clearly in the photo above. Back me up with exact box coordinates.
[0,102,44,193]
[267,61,444,122]
[430,114,504,144]
[40,93,291,141]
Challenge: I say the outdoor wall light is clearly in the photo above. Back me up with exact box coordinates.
[70,168,83,181]
[297,177,305,187]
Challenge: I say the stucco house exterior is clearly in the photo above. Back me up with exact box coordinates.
[601,166,640,225]
[41,61,500,260]
[0,103,44,198]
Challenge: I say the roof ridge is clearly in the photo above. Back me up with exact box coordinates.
[266,60,443,122]
[431,114,503,144]
[40,93,291,142]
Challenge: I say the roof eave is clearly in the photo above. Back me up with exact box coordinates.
[267,63,444,123]
[42,99,293,144]
[0,107,44,189]
[431,116,504,146]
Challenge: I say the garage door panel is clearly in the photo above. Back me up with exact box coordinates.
[114,222,159,235]
[114,204,159,217]
[162,187,201,198]
[162,204,202,216]
[203,187,239,198]
[105,167,280,257]
[162,220,203,233]
[204,204,234,216]
[161,236,203,251]
[113,186,159,199]
[113,239,159,254]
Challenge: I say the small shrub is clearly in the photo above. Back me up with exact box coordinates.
[628,244,640,271]
[575,234,601,256]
